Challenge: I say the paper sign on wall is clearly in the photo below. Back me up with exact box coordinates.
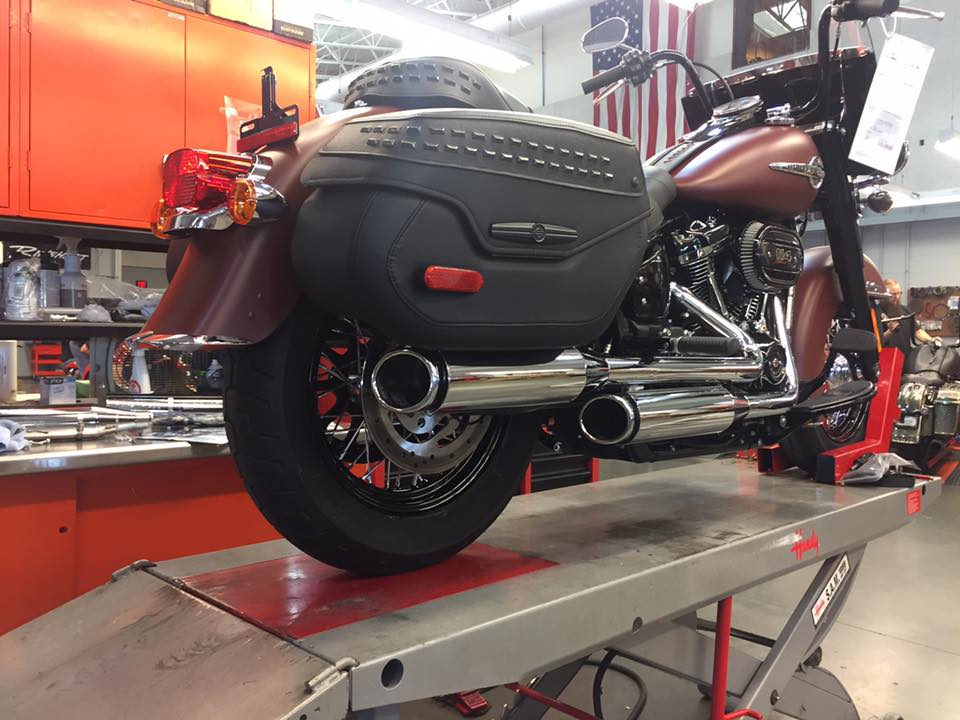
[849,34,934,176]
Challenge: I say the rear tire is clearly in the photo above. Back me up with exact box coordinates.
[223,305,537,574]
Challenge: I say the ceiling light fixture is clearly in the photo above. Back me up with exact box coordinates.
[318,0,533,73]
[663,0,716,12]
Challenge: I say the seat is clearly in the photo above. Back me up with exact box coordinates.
[901,345,960,387]
[344,57,531,113]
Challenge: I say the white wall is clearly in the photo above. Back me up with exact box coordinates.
[808,218,960,292]
[485,7,594,122]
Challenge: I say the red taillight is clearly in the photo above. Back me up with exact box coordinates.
[423,265,484,293]
[162,149,255,209]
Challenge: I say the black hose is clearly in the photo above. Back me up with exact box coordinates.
[692,61,734,104]
[587,651,648,720]
[650,49,714,115]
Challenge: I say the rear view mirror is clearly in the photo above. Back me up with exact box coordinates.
[581,17,629,54]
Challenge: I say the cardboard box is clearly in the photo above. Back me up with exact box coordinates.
[209,0,272,30]
[158,0,208,12]
[40,377,77,406]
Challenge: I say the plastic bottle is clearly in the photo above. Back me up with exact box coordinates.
[129,347,153,394]
[59,240,87,309]
[5,259,40,320]
[38,252,60,309]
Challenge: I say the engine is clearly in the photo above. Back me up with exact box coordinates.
[662,217,803,328]
[620,216,804,384]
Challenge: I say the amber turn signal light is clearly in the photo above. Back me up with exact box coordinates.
[227,178,258,225]
[423,265,484,293]
[150,200,176,239]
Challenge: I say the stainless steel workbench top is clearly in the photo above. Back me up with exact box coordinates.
[0,438,229,476]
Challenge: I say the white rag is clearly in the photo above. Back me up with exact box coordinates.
[0,419,28,452]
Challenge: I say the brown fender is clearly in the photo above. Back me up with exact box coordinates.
[791,245,884,382]
[144,106,393,344]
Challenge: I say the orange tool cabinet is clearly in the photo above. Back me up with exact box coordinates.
[3,0,315,235]
[0,455,280,635]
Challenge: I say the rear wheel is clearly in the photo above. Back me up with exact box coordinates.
[223,305,537,574]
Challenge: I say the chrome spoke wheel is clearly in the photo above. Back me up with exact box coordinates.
[311,320,504,514]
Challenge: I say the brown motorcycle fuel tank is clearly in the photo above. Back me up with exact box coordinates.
[671,126,820,219]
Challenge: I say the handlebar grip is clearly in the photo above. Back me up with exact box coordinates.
[839,0,899,20]
[582,64,625,95]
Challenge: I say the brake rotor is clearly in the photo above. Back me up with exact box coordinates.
[360,382,491,475]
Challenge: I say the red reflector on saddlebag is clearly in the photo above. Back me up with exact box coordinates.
[423,266,484,293]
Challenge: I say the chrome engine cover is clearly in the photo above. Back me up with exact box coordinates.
[934,382,960,436]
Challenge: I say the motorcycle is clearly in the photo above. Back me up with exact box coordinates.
[132,0,941,574]
[893,340,960,469]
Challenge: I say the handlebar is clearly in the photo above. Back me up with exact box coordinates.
[582,64,626,95]
[833,0,899,21]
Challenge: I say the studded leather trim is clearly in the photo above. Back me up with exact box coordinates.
[344,57,530,113]
[313,109,645,197]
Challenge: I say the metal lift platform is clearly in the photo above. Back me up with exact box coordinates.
[0,457,941,720]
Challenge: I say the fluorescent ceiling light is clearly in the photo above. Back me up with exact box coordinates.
[664,0,716,11]
[318,0,533,73]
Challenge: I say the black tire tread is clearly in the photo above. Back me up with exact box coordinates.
[223,308,536,574]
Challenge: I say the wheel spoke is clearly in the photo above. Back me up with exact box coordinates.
[360,459,385,484]
[338,421,364,461]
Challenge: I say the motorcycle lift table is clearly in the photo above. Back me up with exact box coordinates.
[0,457,940,720]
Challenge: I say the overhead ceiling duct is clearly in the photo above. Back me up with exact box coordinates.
[470,0,596,34]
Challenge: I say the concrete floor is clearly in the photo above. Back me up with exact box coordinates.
[397,472,960,720]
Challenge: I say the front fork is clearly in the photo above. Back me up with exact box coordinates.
[816,131,874,334]
[816,130,878,382]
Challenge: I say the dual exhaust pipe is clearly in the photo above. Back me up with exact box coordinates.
[370,287,797,446]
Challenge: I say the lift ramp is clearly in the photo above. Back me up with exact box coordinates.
[0,457,940,720]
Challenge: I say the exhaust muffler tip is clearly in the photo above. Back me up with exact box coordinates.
[371,349,442,414]
[579,394,637,446]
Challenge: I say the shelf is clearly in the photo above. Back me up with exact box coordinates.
[0,320,144,340]
[0,218,167,252]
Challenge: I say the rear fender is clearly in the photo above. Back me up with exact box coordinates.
[791,245,885,382]
[144,106,394,344]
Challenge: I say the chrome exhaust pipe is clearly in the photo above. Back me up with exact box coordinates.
[370,292,792,418]
[579,296,797,445]
[371,348,591,414]
[579,386,748,445]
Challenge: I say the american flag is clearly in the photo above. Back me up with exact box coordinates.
[591,0,698,159]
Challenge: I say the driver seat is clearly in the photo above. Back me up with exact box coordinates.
[344,57,531,113]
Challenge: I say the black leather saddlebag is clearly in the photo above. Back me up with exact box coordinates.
[294,108,654,351]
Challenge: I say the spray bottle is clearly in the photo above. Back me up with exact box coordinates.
[59,238,87,309]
